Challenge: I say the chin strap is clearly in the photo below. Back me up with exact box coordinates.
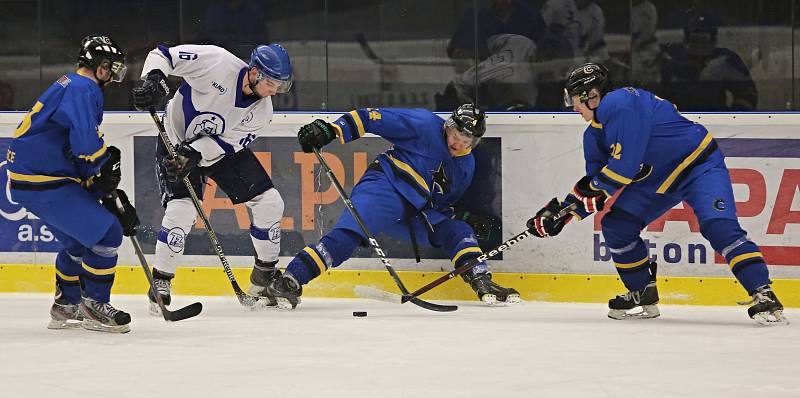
[246,73,264,99]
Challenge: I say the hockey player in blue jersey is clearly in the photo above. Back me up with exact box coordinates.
[7,35,139,333]
[526,62,787,325]
[265,104,520,309]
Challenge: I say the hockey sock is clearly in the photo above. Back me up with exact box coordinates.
[285,228,361,284]
[602,209,652,291]
[703,219,771,294]
[154,198,195,275]
[247,189,284,262]
[55,248,84,304]
[81,222,122,303]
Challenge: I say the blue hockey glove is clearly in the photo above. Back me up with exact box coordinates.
[565,175,608,215]
[163,142,201,182]
[298,119,337,153]
[527,198,572,238]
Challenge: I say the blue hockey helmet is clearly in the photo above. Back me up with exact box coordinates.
[249,44,293,93]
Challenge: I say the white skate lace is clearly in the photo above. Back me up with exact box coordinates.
[154,278,171,295]
[94,301,120,317]
[737,287,773,306]
[617,290,642,304]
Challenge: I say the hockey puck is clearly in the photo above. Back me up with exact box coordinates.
[353,311,367,317]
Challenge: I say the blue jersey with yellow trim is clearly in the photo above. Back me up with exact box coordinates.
[584,87,723,197]
[7,72,108,188]
[332,108,475,212]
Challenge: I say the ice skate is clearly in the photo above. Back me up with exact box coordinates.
[47,289,83,329]
[608,281,660,320]
[79,297,131,333]
[148,268,173,315]
[247,259,281,307]
[461,271,521,305]
[266,273,302,310]
[739,285,788,326]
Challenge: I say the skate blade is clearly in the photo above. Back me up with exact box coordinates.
[274,297,301,310]
[753,310,789,326]
[501,293,522,305]
[247,298,278,311]
[608,304,660,320]
[81,319,130,334]
[47,319,83,329]
[480,294,498,306]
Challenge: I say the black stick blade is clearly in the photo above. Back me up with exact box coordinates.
[163,302,203,322]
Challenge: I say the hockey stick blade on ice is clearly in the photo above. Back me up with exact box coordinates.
[149,110,266,309]
[110,191,202,321]
[312,147,456,312]
[400,203,578,303]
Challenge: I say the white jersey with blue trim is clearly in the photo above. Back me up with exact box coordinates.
[141,44,273,166]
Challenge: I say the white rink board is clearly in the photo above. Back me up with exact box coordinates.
[0,112,798,278]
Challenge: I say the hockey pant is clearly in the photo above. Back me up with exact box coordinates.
[154,145,283,274]
[285,170,487,285]
[11,184,123,304]
[602,166,770,294]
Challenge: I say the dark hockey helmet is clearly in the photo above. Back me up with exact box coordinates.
[563,62,610,107]
[446,103,486,145]
[77,35,127,82]
[249,44,293,93]
[684,13,718,42]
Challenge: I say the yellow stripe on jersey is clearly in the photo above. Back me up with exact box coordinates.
[349,110,366,137]
[387,155,430,193]
[13,101,44,138]
[303,247,327,275]
[590,120,603,129]
[601,166,633,185]
[614,257,649,269]
[78,144,107,163]
[8,172,81,184]
[331,123,345,144]
[657,132,714,194]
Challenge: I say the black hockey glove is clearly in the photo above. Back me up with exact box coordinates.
[527,198,572,238]
[454,210,495,241]
[298,119,337,153]
[101,189,140,237]
[163,142,201,182]
[89,146,122,194]
[565,175,608,215]
[132,69,170,111]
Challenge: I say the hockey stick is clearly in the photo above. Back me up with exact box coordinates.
[149,110,265,308]
[400,203,578,303]
[109,191,202,321]
[312,147,457,312]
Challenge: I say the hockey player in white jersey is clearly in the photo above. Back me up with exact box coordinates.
[131,43,292,313]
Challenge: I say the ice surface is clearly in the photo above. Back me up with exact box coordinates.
[1,293,798,398]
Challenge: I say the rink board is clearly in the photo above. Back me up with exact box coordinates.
[0,112,798,306]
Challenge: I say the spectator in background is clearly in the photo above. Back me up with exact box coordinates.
[437,0,547,111]
[630,0,660,89]
[659,12,758,111]
[574,0,609,62]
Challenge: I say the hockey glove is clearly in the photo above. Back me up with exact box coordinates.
[298,119,337,153]
[163,142,202,182]
[454,210,495,241]
[88,146,122,194]
[132,69,170,111]
[101,189,140,237]
[565,175,608,215]
[527,198,572,238]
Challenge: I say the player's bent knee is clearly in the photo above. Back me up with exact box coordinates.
[91,221,123,257]
[247,188,284,224]
[163,198,196,226]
